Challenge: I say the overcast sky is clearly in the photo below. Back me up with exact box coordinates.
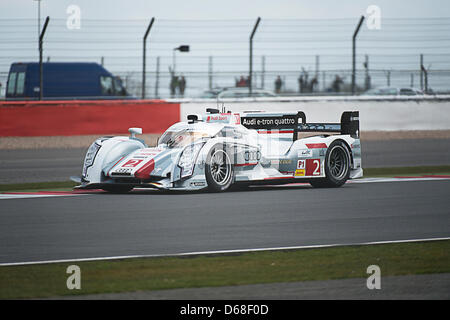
[1,0,449,20]
[1,0,449,96]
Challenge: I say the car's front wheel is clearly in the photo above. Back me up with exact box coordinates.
[310,140,351,188]
[205,145,234,192]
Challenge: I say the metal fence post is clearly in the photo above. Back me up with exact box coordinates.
[208,56,213,90]
[155,56,160,98]
[249,17,261,96]
[315,55,319,90]
[352,15,365,95]
[261,55,265,89]
[364,54,371,90]
[39,16,50,101]
[142,17,155,99]
[420,54,424,91]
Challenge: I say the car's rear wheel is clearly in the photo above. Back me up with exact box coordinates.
[310,140,351,188]
[205,145,234,192]
[102,185,134,193]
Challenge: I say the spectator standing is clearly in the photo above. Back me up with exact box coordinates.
[170,75,178,97]
[274,76,282,94]
[179,75,186,96]
[332,75,343,93]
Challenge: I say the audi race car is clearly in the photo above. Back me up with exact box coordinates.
[71,108,362,192]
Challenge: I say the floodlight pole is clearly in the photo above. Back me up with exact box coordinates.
[352,15,365,95]
[142,17,155,99]
[39,16,49,101]
[249,17,261,96]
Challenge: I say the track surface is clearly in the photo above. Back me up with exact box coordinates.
[0,179,449,264]
[1,139,449,183]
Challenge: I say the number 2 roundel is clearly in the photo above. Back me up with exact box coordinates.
[122,159,143,168]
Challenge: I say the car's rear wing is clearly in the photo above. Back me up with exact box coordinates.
[297,111,360,138]
[240,111,360,139]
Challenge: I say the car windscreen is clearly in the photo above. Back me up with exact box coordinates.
[159,129,210,148]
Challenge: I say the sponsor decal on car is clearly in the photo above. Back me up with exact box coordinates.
[241,115,297,129]
[271,159,291,165]
[121,159,143,168]
[297,159,306,169]
[244,150,261,161]
[298,149,313,158]
[206,115,231,123]
[295,169,305,177]
[190,181,206,187]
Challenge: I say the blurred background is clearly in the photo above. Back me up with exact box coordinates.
[1,0,450,99]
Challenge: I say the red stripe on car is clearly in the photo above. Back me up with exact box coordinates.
[264,176,293,180]
[235,163,258,167]
[306,143,327,149]
[135,159,155,179]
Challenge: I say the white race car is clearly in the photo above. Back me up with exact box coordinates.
[71,108,362,192]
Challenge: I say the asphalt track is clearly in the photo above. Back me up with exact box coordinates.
[0,179,449,264]
[1,138,449,184]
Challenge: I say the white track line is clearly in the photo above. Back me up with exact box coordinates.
[350,177,450,183]
[1,237,449,267]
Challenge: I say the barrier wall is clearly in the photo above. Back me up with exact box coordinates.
[1,98,449,137]
[0,100,180,136]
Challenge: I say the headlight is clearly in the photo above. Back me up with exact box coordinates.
[178,142,205,178]
[82,142,101,178]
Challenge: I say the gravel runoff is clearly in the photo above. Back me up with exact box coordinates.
[2,130,450,150]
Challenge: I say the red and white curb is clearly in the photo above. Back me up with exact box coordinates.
[0,190,96,200]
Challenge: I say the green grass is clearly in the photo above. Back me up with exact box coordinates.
[363,165,450,177]
[1,240,449,299]
[0,166,449,193]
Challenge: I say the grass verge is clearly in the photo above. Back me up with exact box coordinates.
[364,165,450,177]
[0,240,449,299]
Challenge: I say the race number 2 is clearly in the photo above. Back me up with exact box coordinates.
[122,159,143,167]
[306,159,321,176]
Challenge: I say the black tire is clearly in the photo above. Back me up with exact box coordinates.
[102,185,134,193]
[205,144,234,192]
[310,140,351,188]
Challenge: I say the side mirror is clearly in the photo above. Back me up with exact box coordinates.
[128,127,142,138]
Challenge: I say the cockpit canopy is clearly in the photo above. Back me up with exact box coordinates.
[158,122,224,148]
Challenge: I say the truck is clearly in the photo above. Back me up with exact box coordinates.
[5,62,131,100]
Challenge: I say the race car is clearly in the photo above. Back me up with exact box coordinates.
[71,108,362,192]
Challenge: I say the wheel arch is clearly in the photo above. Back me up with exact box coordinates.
[329,137,354,167]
